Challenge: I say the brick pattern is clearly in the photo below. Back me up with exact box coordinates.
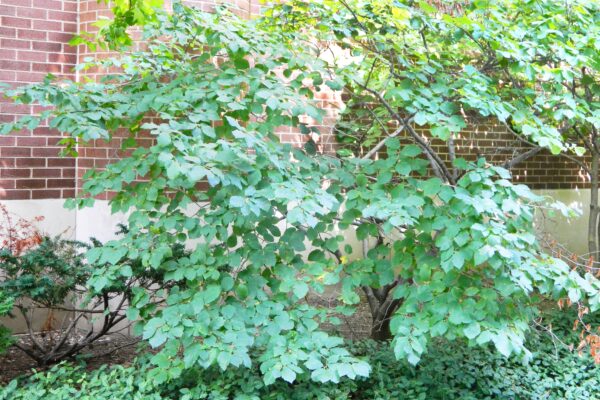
[0,0,77,200]
[414,119,590,189]
[0,0,591,201]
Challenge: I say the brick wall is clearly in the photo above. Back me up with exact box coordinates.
[0,0,77,200]
[414,120,590,190]
[0,0,591,201]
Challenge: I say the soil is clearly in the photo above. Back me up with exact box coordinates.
[0,334,142,384]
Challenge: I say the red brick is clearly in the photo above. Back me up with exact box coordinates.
[48,52,75,64]
[1,38,30,49]
[83,148,107,158]
[16,7,47,19]
[32,19,61,31]
[0,136,15,145]
[47,178,72,188]
[1,102,31,113]
[77,158,94,168]
[17,29,47,40]
[16,157,44,167]
[61,188,75,198]
[0,48,16,59]
[1,16,31,29]
[47,32,73,43]
[0,5,16,16]
[0,178,14,189]
[0,70,15,80]
[0,27,16,38]
[48,11,75,21]
[46,137,63,146]
[1,147,30,157]
[0,189,30,200]
[16,179,44,189]
[32,0,61,10]
[94,159,110,168]
[62,22,76,33]
[17,137,46,147]
[16,71,47,82]
[32,168,60,177]
[32,127,61,136]
[32,62,61,73]
[32,189,61,199]
[17,50,46,62]
[62,1,77,12]
[0,158,15,168]
[32,147,61,157]
[47,158,73,167]
[0,168,30,178]
[62,168,74,178]
[31,41,62,52]
[4,0,32,6]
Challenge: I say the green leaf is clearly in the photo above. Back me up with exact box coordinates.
[203,285,221,304]
[431,126,451,140]
[493,332,512,357]
[281,367,296,383]
[421,178,442,197]
[230,196,245,208]
[293,281,309,299]
[463,322,481,339]
[221,276,234,291]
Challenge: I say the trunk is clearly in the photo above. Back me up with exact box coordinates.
[362,284,400,341]
[360,239,401,341]
[370,298,398,341]
[589,153,599,258]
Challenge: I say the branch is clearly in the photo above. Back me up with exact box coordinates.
[355,81,455,184]
[362,123,409,160]
[361,286,378,316]
[501,121,590,174]
[502,146,542,169]
[16,306,45,354]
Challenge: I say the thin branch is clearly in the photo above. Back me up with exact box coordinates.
[361,286,379,316]
[503,146,542,169]
[355,81,455,183]
[362,123,409,160]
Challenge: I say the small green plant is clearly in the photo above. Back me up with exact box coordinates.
[0,292,14,355]
[0,236,90,307]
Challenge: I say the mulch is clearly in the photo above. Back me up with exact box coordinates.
[0,334,141,384]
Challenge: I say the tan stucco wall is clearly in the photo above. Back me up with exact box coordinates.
[534,189,590,255]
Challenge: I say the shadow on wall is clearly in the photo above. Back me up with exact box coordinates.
[535,188,590,256]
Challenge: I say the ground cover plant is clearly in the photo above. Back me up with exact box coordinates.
[0,0,599,390]
[1,311,599,399]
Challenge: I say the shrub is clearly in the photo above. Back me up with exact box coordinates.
[0,222,178,366]
[0,292,14,355]
[2,312,599,400]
